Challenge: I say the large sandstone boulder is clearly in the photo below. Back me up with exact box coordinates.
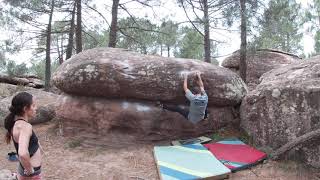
[222,49,300,89]
[53,48,247,106]
[57,94,239,140]
[0,89,59,126]
[240,56,320,168]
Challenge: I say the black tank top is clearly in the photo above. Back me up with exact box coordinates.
[13,119,39,157]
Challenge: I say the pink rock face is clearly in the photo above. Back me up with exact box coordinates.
[222,49,300,90]
[52,48,247,106]
[240,56,320,168]
[57,94,239,140]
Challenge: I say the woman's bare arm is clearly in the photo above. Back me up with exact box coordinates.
[18,123,34,173]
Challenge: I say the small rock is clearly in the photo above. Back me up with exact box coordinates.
[272,89,281,98]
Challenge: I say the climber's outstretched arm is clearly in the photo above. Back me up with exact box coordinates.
[196,72,205,92]
[183,73,189,93]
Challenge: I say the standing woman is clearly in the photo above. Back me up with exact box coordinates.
[4,92,42,180]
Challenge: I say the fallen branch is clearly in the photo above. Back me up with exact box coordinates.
[271,129,320,160]
[257,49,301,59]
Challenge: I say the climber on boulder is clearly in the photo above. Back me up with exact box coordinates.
[158,72,209,124]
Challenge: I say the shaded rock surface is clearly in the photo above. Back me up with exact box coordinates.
[57,94,239,141]
[240,56,320,168]
[222,49,300,89]
[0,89,59,126]
[0,74,44,88]
[53,48,247,106]
[0,83,33,99]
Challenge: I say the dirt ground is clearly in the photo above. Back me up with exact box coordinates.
[0,121,319,180]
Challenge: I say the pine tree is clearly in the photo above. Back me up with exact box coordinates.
[250,0,303,54]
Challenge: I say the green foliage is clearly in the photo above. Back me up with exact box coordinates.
[238,129,251,145]
[314,30,320,54]
[210,133,224,141]
[174,27,204,59]
[115,17,180,56]
[29,59,59,80]
[35,21,66,53]
[117,17,158,54]
[157,19,179,56]
[304,0,320,31]
[6,60,28,77]
[210,58,219,65]
[4,0,48,10]
[220,0,260,28]
[174,27,218,63]
[0,51,6,71]
[4,0,51,27]
[67,139,82,148]
[83,27,109,50]
[2,39,21,54]
[159,20,178,47]
[309,0,320,55]
[29,60,45,79]
[250,0,303,54]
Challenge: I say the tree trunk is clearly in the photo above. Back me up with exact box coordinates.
[108,0,120,47]
[167,45,170,57]
[203,0,210,63]
[160,45,163,56]
[56,38,61,63]
[143,46,147,54]
[59,36,64,64]
[271,129,320,160]
[76,0,82,53]
[45,0,54,91]
[66,2,76,60]
[239,0,247,82]
[317,9,320,27]
[286,32,290,52]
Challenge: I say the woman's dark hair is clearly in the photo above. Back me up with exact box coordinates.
[4,92,33,144]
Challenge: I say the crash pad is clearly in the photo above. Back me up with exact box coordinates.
[154,143,231,180]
